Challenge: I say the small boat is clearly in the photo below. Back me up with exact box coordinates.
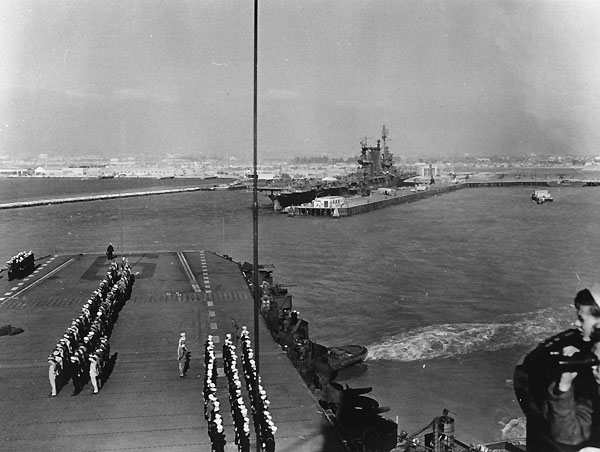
[531,189,553,204]
[328,345,368,371]
[410,184,429,192]
[209,184,231,191]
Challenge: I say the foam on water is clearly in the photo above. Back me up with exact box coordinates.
[367,307,572,362]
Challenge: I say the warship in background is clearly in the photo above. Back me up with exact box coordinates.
[262,125,416,210]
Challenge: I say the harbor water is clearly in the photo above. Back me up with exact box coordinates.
[1,177,600,445]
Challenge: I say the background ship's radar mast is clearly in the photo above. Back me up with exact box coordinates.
[381,124,394,171]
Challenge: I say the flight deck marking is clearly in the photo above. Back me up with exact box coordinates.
[0,258,76,306]
[176,252,201,293]
[210,322,218,330]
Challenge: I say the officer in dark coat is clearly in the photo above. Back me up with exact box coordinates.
[106,243,114,260]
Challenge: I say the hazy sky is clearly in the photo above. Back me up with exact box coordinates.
[1,0,599,161]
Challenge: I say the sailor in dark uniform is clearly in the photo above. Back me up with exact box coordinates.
[209,416,226,452]
[106,243,114,260]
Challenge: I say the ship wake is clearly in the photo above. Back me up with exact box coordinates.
[367,309,571,362]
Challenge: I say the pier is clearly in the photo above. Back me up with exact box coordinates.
[0,251,343,452]
[286,179,599,217]
[287,185,462,217]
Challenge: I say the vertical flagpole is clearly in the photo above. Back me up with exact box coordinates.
[252,0,261,451]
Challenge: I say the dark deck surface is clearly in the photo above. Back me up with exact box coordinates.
[0,251,344,452]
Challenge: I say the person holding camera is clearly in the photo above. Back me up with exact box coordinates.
[545,326,600,449]
[515,285,600,452]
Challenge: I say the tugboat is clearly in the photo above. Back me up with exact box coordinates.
[531,189,553,204]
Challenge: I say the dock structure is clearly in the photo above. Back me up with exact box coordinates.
[288,185,463,217]
[0,251,343,452]
[286,179,600,217]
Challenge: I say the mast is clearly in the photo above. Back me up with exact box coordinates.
[382,124,388,154]
[381,124,394,171]
[252,0,262,451]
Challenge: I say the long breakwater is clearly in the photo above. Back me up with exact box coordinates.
[0,187,205,209]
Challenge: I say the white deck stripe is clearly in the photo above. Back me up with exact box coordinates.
[176,252,201,293]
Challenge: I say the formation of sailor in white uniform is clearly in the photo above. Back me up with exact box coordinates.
[204,335,226,452]
[223,333,251,452]
[202,328,276,452]
[240,327,276,452]
[47,258,134,397]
